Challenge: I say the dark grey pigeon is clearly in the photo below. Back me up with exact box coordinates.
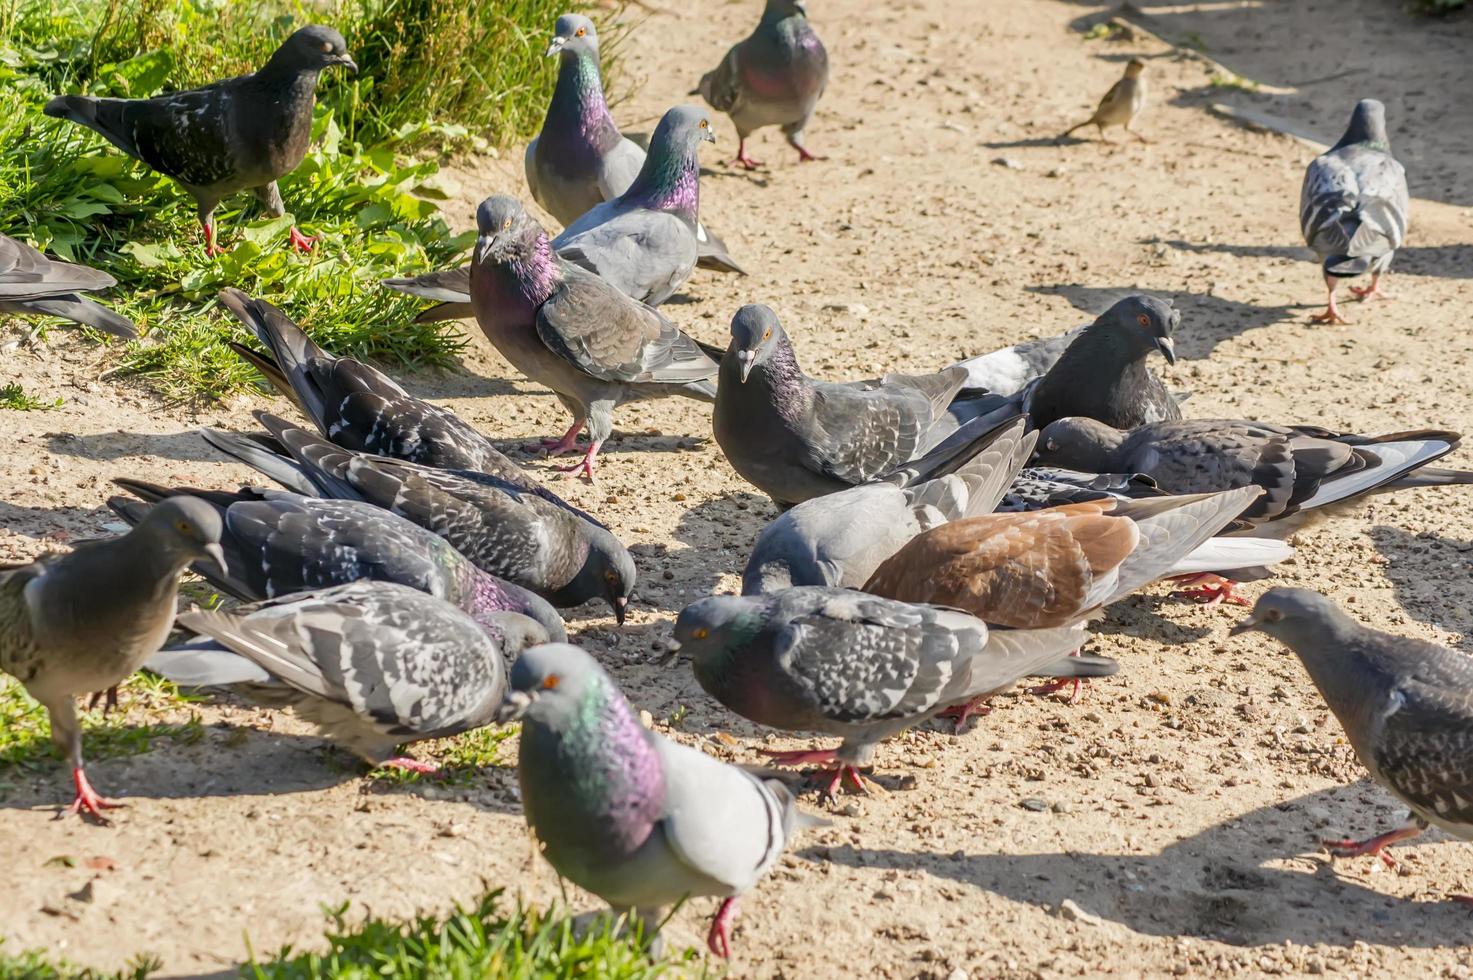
[714,304,996,506]
[201,417,637,623]
[458,195,718,480]
[0,498,225,820]
[45,26,355,255]
[107,479,568,642]
[1300,99,1409,324]
[672,587,1102,796]
[1232,588,1473,871]
[696,0,829,169]
[147,582,506,774]
[526,14,744,275]
[0,234,135,337]
[218,289,589,520]
[1036,418,1473,534]
[497,643,818,959]
[742,418,1034,593]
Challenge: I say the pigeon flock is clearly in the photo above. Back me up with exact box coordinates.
[1,3,1469,965]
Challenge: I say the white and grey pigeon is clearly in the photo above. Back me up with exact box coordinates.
[496,642,820,958]
[526,14,743,274]
[0,234,136,337]
[672,587,1106,796]
[1232,588,1473,876]
[1299,99,1409,325]
[147,581,509,774]
[950,324,1086,397]
[695,0,829,170]
[0,498,226,820]
[107,478,568,643]
[742,418,1035,593]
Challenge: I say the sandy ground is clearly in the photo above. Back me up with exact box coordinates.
[3,0,1473,976]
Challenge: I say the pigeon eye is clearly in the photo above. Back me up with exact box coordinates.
[1265,609,1283,623]
[502,217,512,231]
[605,571,618,584]
[575,27,586,36]
[542,674,561,690]
[1137,314,1151,328]
[1045,439,1059,452]
[692,627,709,640]
[175,520,193,533]
[320,41,334,53]
[699,119,708,129]
[762,329,771,341]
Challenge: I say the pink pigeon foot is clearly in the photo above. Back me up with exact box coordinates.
[794,146,826,162]
[706,897,740,959]
[1170,573,1249,607]
[555,441,602,482]
[532,420,586,458]
[1028,676,1085,704]
[1311,276,1349,324]
[202,220,228,258]
[937,696,993,733]
[288,226,318,253]
[62,767,123,823]
[1350,277,1389,301]
[734,140,763,170]
[380,756,442,776]
[758,747,869,798]
[1322,824,1424,869]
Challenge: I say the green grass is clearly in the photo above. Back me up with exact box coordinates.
[366,724,520,786]
[0,0,624,399]
[0,674,204,769]
[0,382,62,410]
[0,942,160,980]
[1208,71,1258,92]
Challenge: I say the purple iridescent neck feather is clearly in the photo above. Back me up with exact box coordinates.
[544,51,622,156]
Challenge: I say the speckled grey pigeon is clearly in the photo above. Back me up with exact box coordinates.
[0,498,225,820]
[44,26,355,256]
[998,467,1168,513]
[951,324,1086,396]
[696,0,828,169]
[1232,588,1473,871]
[672,587,1104,795]
[1300,99,1409,324]
[714,304,1011,507]
[0,234,135,337]
[461,195,719,480]
[147,581,505,773]
[218,289,589,519]
[497,642,819,958]
[742,418,1034,593]
[526,14,743,275]
[202,416,636,623]
[107,479,567,643]
[1060,58,1148,143]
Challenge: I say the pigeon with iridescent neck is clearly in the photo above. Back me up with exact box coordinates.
[461,195,718,480]
[498,642,819,959]
[526,14,744,276]
[696,0,829,169]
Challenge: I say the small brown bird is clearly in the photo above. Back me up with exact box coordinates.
[1060,58,1149,143]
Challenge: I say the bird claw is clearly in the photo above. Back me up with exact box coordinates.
[937,696,992,733]
[86,686,120,716]
[1309,308,1349,325]
[1350,283,1388,302]
[287,226,318,253]
[379,756,442,776]
[706,897,739,959]
[555,456,597,481]
[795,147,825,163]
[1169,574,1249,607]
[1321,836,1400,869]
[1028,676,1087,704]
[61,768,123,824]
[733,141,764,170]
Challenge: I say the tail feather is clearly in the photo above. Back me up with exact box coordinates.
[413,301,473,323]
[1168,536,1295,577]
[694,223,747,276]
[217,288,330,427]
[1325,253,1372,277]
[1034,653,1118,679]
[1387,466,1473,489]
[45,95,140,159]
[145,642,275,687]
[6,296,136,338]
[200,427,324,497]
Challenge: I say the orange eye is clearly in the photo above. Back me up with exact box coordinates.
[502,217,512,231]
[176,520,193,533]
[762,329,771,341]
[542,674,561,690]
[692,627,709,640]
[575,27,586,36]
[1137,314,1150,328]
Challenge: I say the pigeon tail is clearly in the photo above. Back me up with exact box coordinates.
[44,95,141,159]
[1035,653,1119,679]
[199,427,325,498]
[146,642,275,687]
[7,296,137,338]
[1325,253,1372,278]
[1387,466,1473,489]
[679,377,718,402]
[218,288,332,425]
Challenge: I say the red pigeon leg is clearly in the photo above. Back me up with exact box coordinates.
[706,897,740,959]
[1028,648,1087,703]
[288,226,319,253]
[1322,823,1425,869]
[380,756,441,775]
[1169,572,1250,607]
[532,418,585,457]
[554,440,602,482]
[1350,271,1389,301]
[937,696,993,733]
[734,139,764,170]
[63,767,124,823]
[202,218,228,258]
[1310,274,1349,325]
[758,746,869,799]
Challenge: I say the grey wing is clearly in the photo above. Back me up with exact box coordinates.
[806,383,933,484]
[699,46,745,114]
[1300,153,1360,258]
[654,736,789,891]
[524,137,542,206]
[1374,668,1473,828]
[1125,425,1301,522]
[599,138,647,202]
[556,211,698,305]
[1348,151,1409,259]
[0,235,116,299]
[535,264,718,385]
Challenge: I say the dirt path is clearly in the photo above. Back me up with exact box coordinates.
[3,1,1473,976]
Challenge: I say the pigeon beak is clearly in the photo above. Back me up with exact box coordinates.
[545,37,567,57]
[1154,336,1177,365]
[474,234,495,266]
[494,690,534,724]
[201,543,229,577]
[612,595,628,626]
[794,0,808,15]
[737,348,756,382]
[1228,615,1262,637]
[338,54,358,73]
[656,639,682,667]
[702,128,716,145]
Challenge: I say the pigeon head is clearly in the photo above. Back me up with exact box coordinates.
[728,304,786,382]
[495,642,605,724]
[1034,417,1128,472]
[135,497,228,575]
[480,611,551,661]
[624,105,713,215]
[1124,58,1147,78]
[670,595,767,669]
[561,525,637,625]
[1333,99,1389,151]
[474,196,544,265]
[651,105,717,153]
[270,25,357,74]
[546,14,599,58]
[1099,295,1178,365]
[764,0,811,20]
[1230,587,1359,648]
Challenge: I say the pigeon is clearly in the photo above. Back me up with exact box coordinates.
[45,26,356,256]
[202,416,637,623]
[1300,99,1409,324]
[742,418,1035,593]
[107,479,568,643]
[998,466,1169,513]
[1060,57,1148,143]
[0,234,136,337]
[495,642,818,958]
[696,0,829,169]
[713,303,1015,507]
[1231,588,1473,873]
[863,487,1264,628]
[146,582,507,773]
[672,587,1106,794]
[0,498,225,820]
[952,324,1086,397]
[453,195,720,480]
[218,289,587,518]
[526,14,743,274]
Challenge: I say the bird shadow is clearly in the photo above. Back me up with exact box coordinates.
[43,429,222,465]
[1027,284,1297,360]
[656,491,777,609]
[1143,237,1307,263]
[807,782,1473,948]
[0,500,119,550]
[1093,593,1217,645]
[983,136,1076,150]
[1365,525,1473,647]
[1144,238,1473,281]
